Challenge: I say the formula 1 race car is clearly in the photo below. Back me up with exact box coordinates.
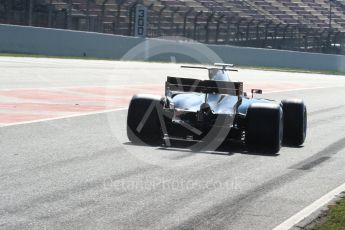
[127,64,307,153]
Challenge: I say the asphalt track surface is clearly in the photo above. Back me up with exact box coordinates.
[1,57,345,230]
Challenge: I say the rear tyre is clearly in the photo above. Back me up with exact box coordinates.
[281,99,307,146]
[245,103,283,153]
[127,94,163,146]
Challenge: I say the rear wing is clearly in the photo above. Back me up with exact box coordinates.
[181,64,238,72]
[166,77,243,96]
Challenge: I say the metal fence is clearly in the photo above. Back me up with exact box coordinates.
[1,0,344,55]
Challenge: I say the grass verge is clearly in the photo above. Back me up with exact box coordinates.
[313,195,345,230]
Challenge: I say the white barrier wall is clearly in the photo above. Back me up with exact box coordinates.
[1,24,344,72]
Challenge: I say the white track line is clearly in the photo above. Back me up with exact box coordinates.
[1,85,344,128]
[273,182,345,230]
[0,108,127,128]
[0,84,160,91]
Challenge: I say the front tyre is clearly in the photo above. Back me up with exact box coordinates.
[245,103,283,153]
[127,94,163,145]
[281,99,307,146]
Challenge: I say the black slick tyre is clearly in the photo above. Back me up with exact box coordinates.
[127,94,163,146]
[245,103,283,153]
[281,99,307,146]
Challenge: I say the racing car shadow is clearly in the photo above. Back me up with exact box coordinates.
[282,144,304,148]
[173,141,280,156]
[124,141,280,157]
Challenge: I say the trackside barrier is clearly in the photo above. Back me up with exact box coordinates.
[0,24,344,72]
